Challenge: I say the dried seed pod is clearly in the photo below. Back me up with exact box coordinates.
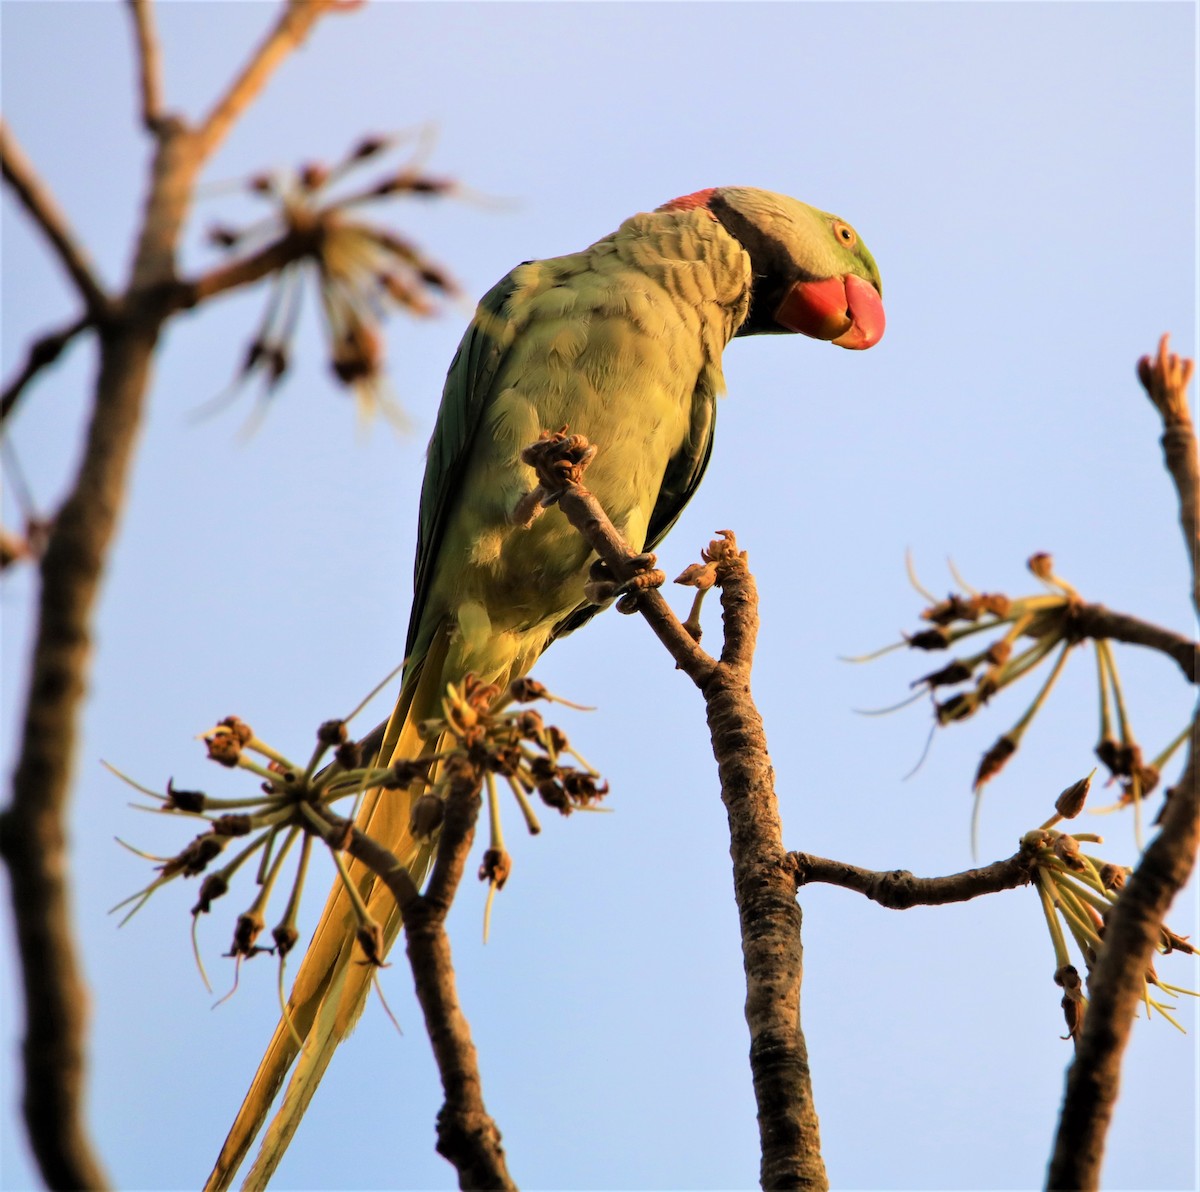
[165,781,207,813]
[272,923,300,958]
[191,872,230,916]
[973,734,1017,788]
[1054,773,1094,820]
[409,793,445,840]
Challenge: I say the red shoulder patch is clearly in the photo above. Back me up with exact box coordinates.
[656,187,719,216]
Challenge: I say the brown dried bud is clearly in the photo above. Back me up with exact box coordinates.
[936,692,975,725]
[165,780,206,813]
[977,593,1013,618]
[272,923,300,958]
[162,834,225,879]
[536,778,569,813]
[205,733,243,768]
[1054,963,1084,994]
[907,627,952,651]
[1094,736,1122,774]
[231,911,265,957]
[561,768,609,807]
[383,759,431,788]
[1053,833,1086,870]
[334,740,362,770]
[1054,773,1093,820]
[1099,863,1128,891]
[973,734,1017,788]
[210,814,253,838]
[317,719,348,747]
[1160,926,1195,955]
[350,134,388,160]
[509,677,548,703]
[409,793,444,840]
[545,725,569,754]
[355,921,387,967]
[984,639,1013,667]
[1027,552,1054,580]
[1060,993,1085,1044]
[514,710,545,739]
[674,561,717,590]
[331,322,382,385]
[478,847,512,889]
[916,660,974,689]
[299,161,330,191]
[924,594,976,626]
[191,872,230,916]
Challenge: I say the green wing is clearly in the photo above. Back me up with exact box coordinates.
[405,270,521,661]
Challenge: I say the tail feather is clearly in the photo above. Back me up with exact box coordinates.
[203,630,452,1192]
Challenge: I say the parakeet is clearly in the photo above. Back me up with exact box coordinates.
[205,186,884,1191]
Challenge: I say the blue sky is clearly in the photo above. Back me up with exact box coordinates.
[2,3,1196,1190]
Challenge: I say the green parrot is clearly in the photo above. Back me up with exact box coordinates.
[205,186,884,1191]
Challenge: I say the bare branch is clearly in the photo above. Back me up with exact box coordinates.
[1138,335,1199,617]
[194,1,348,162]
[127,0,165,131]
[1,314,93,427]
[0,121,109,315]
[172,227,316,310]
[791,849,1036,908]
[526,431,826,1189]
[314,773,516,1192]
[1048,724,1199,1189]
[1068,601,1198,683]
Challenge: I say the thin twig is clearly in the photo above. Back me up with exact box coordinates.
[791,849,1037,907]
[0,121,108,315]
[0,314,93,426]
[194,1,345,160]
[126,0,165,131]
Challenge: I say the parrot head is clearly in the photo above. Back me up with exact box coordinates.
[659,186,885,349]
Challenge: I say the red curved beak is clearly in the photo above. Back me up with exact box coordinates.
[773,273,885,350]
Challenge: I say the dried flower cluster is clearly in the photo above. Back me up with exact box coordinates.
[862,553,1189,841]
[109,672,606,1000]
[1025,773,1196,1044]
[205,130,460,421]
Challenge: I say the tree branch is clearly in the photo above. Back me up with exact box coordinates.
[193,1,346,162]
[0,121,109,316]
[525,433,826,1190]
[1047,723,1199,1190]
[791,849,1037,908]
[0,314,93,427]
[1068,601,1197,683]
[315,768,516,1192]
[170,226,317,311]
[126,0,165,132]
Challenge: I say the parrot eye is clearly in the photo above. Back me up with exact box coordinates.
[832,220,857,248]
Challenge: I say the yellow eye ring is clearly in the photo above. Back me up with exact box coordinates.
[832,220,857,248]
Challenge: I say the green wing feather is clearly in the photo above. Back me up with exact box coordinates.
[406,271,521,660]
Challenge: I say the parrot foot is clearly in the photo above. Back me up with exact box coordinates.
[512,428,598,527]
[584,555,665,612]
